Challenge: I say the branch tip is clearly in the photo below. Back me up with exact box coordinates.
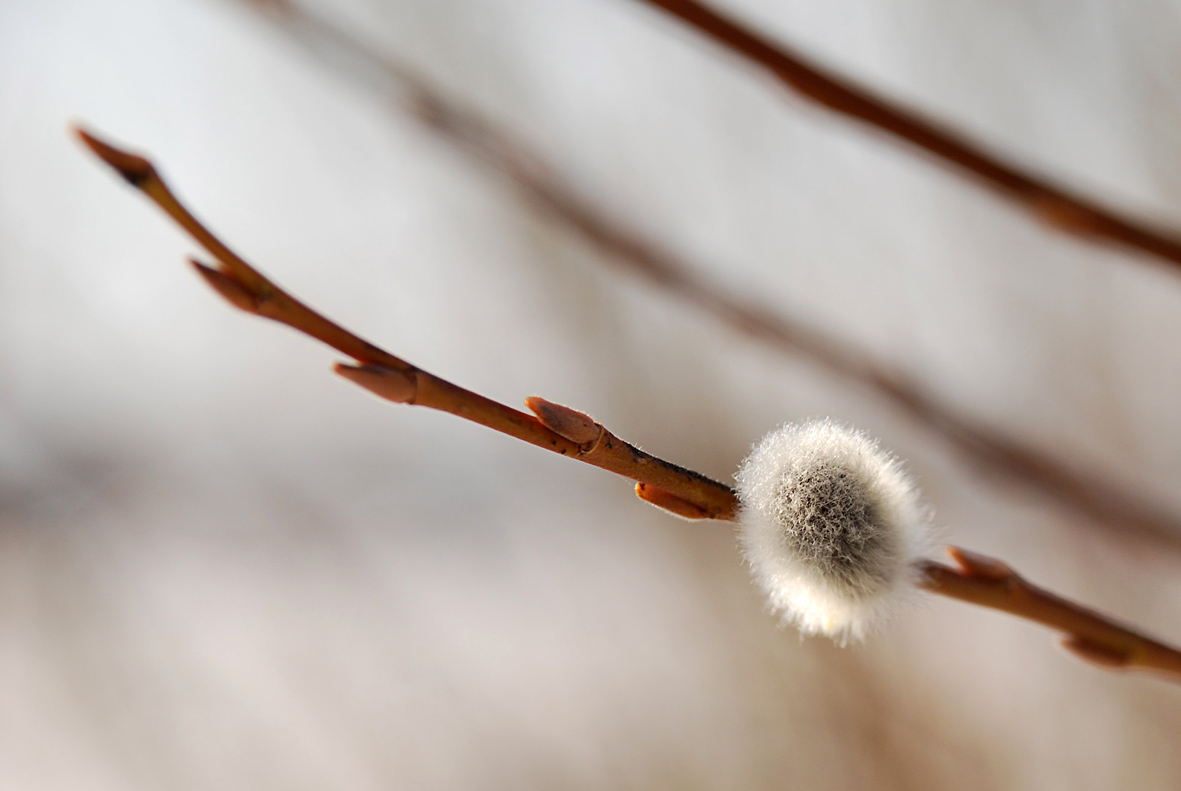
[74,125,155,186]
[525,396,601,445]
[335,362,418,404]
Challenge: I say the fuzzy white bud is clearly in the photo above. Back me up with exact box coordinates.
[735,419,932,642]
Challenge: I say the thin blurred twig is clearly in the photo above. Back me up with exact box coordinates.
[76,127,1181,682]
[635,0,1181,268]
[233,0,1181,550]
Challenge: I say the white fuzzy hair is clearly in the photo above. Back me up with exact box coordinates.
[735,420,933,642]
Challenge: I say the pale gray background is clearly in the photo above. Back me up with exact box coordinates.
[3,0,1181,788]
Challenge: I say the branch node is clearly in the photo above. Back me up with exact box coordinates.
[1029,195,1106,237]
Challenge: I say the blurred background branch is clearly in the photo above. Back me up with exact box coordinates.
[635,0,1181,270]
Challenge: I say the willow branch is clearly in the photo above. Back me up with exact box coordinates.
[78,128,1181,682]
[75,128,737,521]
[634,0,1181,270]
[920,551,1181,682]
[233,0,1181,551]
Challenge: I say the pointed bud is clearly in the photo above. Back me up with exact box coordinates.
[334,363,417,404]
[635,482,710,520]
[524,397,601,445]
[947,546,1012,582]
[74,126,155,187]
[1061,635,1132,669]
[190,259,261,313]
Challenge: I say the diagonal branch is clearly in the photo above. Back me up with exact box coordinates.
[921,550,1181,680]
[77,128,1181,683]
[74,128,737,522]
[634,0,1181,269]
[234,0,1181,550]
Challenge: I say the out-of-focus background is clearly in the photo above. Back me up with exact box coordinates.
[4,0,1181,787]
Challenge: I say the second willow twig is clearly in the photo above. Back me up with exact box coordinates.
[237,0,1181,550]
[78,128,1181,683]
[635,0,1181,268]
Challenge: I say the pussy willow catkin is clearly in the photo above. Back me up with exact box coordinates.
[736,420,933,642]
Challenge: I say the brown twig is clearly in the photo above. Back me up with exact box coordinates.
[920,550,1181,681]
[77,128,1181,682]
[634,0,1181,268]
[234,0,1181,551]
[74,128,737,522]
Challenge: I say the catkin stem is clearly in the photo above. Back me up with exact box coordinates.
[77,127,1181,683]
